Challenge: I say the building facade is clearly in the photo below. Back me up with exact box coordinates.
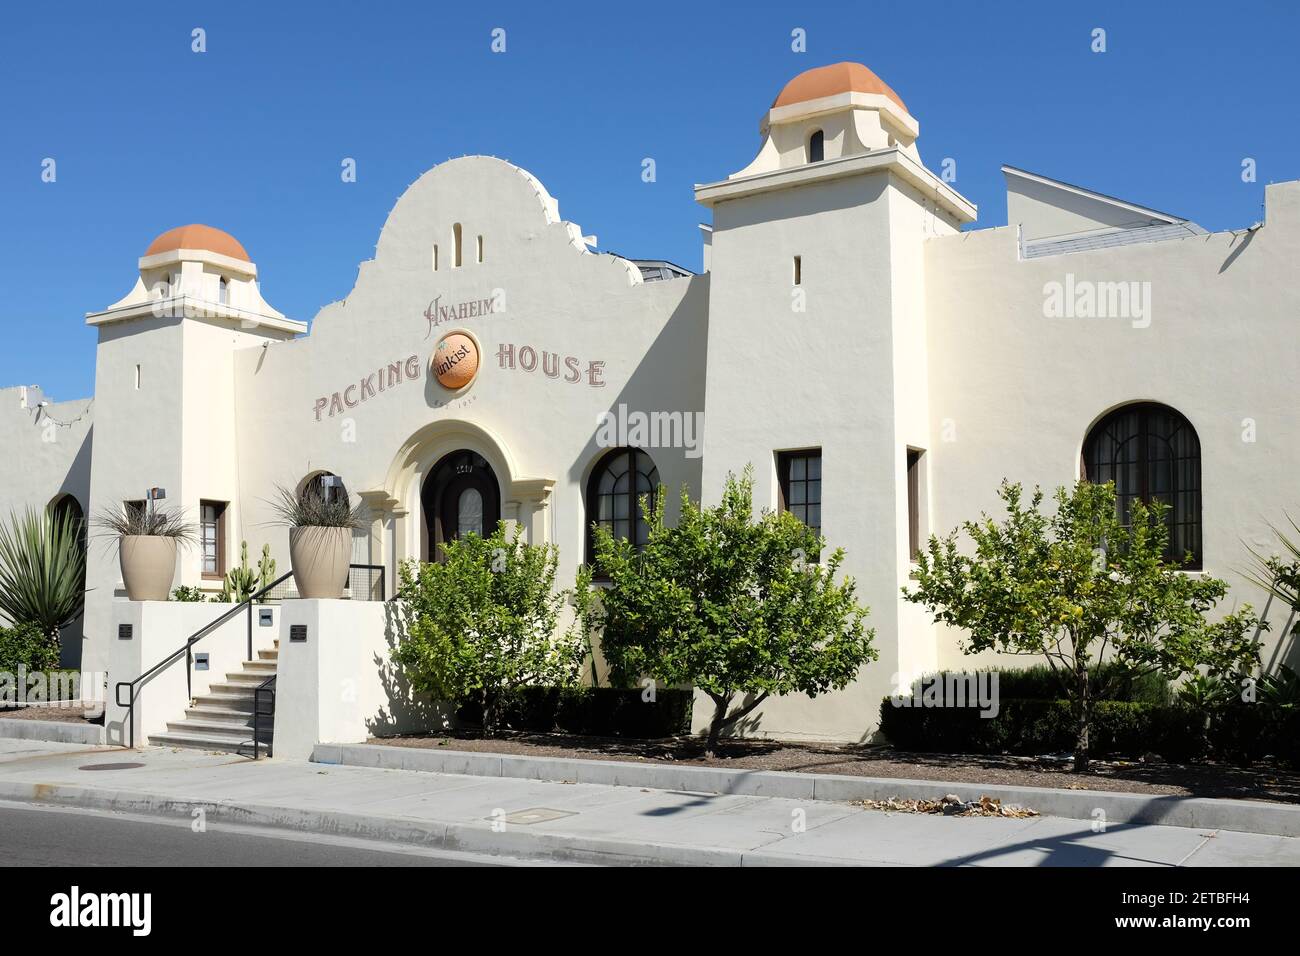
[6,62,1299,741]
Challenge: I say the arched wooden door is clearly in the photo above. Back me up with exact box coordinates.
[420,450,501,561]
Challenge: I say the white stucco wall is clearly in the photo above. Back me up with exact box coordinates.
[924,180,1300,676]
[0,385,92,665]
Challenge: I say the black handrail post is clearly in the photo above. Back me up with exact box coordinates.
[185,641,192,701]
[247,600,253,662]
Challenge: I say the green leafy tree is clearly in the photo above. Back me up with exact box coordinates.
[589,469,875,756]
[393,523,591,735]
[0,507,87,660]
[905,481,1262,771]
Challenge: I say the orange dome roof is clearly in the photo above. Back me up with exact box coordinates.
[772,62,908,114]
[145,224,250,262]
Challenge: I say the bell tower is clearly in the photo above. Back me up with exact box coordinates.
[695,62,977,740]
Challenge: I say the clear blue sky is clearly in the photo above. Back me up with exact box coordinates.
[3,1,1297,401]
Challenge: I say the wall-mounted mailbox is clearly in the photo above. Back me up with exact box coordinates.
[259,608,274,627]
[194,652,209,671]
[290,624,307,643]
[118,624,133,640]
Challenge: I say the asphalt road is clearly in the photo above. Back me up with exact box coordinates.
[0,800,518,866]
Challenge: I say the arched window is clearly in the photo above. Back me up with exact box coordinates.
[586,448,660,562]
[48,494,87,555]
[1083,403,1201,568]
[453,223,463,268]
[808,129,825,163]
[301,471,349,505]
[218,277,229,305]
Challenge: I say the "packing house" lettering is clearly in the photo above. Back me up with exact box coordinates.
[314,354,422,420]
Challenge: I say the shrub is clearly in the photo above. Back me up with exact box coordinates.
[455,686,693,738]
[0,621,60,674]
[393,523,591,735]
[905,481,1261,770]
[879,696,1296,767]
[589,469,875,754]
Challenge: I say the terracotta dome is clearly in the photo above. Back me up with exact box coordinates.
[772,62,908,114]
[145,224,250,262]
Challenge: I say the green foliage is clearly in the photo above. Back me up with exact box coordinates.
[170,585,205,602]
[904,480,1262,771]
[454,686,694,738]
[1242,514,1300,614]
[0,507,87,649]
[0,620,60,673]
[588,468,876,753]
[392,523,591,735]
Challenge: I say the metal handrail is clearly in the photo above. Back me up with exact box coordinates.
[253,674,276,759]
[113,563,388,749]
[114,571,294,749]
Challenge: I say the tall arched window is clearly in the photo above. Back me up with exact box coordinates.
[1083,403,1201,568]
[218,277,229,305]
[586,448,660,563]
[808,129,825,163]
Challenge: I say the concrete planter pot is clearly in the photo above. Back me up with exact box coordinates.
[119,535,178,601]
[289,526,352,599]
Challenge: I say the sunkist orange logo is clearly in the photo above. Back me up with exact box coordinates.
[431,332,479,389]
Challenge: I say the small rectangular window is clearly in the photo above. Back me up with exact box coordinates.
[793,255,802,286]
[432,244,439,271]
[200,500,227,578]
[134,364,141,390]
[777,449,822,555]
[907,449,925,561]
[476,235,484,263]
[453,223,463,268]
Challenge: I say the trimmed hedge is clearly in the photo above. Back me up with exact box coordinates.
[879,696,1300,767]
[909,664,1171,705]
[456,686,693,739]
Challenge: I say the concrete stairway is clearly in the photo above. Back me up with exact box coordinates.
[149,643,278,755]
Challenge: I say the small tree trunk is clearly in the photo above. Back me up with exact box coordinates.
[705,695,729,758]
[482,689,497,738]
[1073,668,1091,773]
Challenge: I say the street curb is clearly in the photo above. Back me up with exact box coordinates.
[0,718,106,747]
[0,778,863,867]
[317,742,1300,838]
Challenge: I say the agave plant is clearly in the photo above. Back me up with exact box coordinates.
[1176,672,1238,709]
[266,484,364,529]
[1244,515,1300,604]
[0,507,87,649]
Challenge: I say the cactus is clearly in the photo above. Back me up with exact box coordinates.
[256,543,276,602]
[220,541,258,603]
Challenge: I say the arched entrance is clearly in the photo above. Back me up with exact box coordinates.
[420,449,501,560]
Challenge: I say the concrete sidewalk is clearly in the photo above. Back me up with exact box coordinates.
[1,739,1297,866]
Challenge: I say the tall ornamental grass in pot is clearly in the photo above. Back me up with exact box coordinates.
[95,505,194,602]
[269,485,364,599]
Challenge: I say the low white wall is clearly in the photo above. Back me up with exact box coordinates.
[273,599,446,759]
[106,601,279,747]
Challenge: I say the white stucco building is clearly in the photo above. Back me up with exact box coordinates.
[6,62,1299,742]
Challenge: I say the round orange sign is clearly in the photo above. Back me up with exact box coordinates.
[431,332,479,389]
